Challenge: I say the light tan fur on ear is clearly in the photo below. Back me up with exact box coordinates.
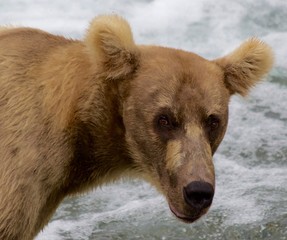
[215,38,274,96]
[85,15,139,79]
[0,26,11,32]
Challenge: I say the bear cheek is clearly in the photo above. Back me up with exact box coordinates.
[123,115,166,178]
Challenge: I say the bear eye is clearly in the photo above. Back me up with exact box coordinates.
[206,115,220,131]
[158,115,171,128]
[154,109,180,141]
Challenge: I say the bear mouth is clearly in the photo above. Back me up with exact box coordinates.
[169,203,201,223]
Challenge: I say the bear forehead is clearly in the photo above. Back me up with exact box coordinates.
[138,45,225,88]
[132,46,229,114]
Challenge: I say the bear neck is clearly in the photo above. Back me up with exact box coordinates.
[64,79,134,194]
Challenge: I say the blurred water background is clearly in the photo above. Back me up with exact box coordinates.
[0,0,286,239]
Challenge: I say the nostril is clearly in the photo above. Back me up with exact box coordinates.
[183,181,214,210]
[191,191,212,205]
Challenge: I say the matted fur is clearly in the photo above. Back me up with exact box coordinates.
[0,15,273,239]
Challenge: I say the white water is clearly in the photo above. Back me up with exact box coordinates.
[1,0,286,239]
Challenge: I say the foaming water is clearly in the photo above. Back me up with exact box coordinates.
[0,0,286,239]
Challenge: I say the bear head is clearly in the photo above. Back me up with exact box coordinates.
[85,15,273,223]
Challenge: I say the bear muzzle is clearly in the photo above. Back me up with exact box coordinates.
[168,181,214,223]
[169,203,202,223]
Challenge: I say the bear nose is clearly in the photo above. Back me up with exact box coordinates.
[183,181,214,210]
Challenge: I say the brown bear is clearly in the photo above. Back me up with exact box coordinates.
[0,15,273,239]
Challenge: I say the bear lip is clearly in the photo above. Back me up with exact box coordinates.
[168,203,201,223]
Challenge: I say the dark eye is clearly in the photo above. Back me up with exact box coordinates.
[158,115,171,128]
[206,115,220,131]
[154,109,180,142]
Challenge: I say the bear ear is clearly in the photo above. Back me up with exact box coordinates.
[214,38,274,96]
[85,15,139,79]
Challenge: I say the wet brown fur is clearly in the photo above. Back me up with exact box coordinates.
[0,15,273,239]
